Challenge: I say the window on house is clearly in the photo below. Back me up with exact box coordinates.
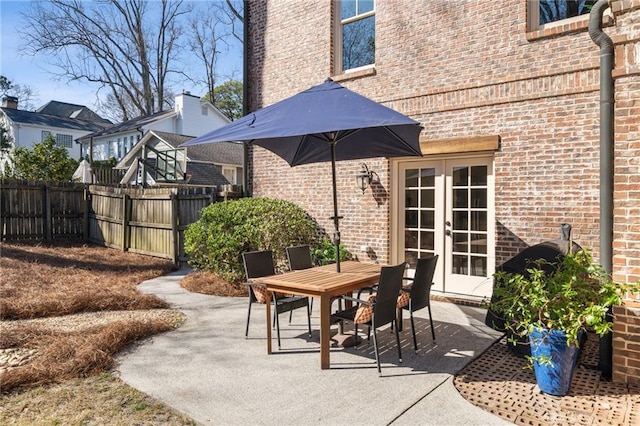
[222,166,237,184]
[41,130,51,141]
[201,106,208,116]
[336,0,375,74]
[55,134,73,148]
[529,0,596,30]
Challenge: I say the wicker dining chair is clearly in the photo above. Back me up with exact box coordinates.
[242,250,312,349]
[397,255,439,351]
[331,262,407,374]
[286,245,315,316]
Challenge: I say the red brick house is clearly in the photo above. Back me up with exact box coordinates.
[243,1,639,382]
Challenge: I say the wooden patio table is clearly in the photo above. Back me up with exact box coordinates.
[253,261,382,369]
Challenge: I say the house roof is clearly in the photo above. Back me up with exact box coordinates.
[153,130,243,166]
[79,109,176,141]
[185,162,231,186]
[1,107,109,133]
[36,101,112,125]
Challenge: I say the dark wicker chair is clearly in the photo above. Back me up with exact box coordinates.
[331,262,407,374]
[397,255,438,351]
[286,245,315,316]
[242,250,312,349]
[286,245,314,271]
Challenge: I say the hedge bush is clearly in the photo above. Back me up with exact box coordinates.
[184,197,319,283]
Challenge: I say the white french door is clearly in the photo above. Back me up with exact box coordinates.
[393,156,495,298]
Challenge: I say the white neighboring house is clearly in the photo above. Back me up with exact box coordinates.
[0,96,110,170]
[78,93,230,163]
[114,130,243,187]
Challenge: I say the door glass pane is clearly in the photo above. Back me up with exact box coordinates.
[405,251,418,268]
[405,230,418,249]
[420,210,434,228]
[471,188,487,209]
[453,255,468,275]
[453,167,468,186]
[406,210,418,228]
[406,189,418,207]
[471,189,487,208]
[471,211,487,231]
[454,189,468,208]
[405,169,418,187]
[452,232,468,252]
[420,168,435,186]
[471,233,487,254]
[471,166,488,185]
[421,189,434,208]
[453,211,468,230]
[470,256,487,276]
[420,231,434,250]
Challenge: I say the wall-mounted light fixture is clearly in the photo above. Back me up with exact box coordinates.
[356,163,373,193]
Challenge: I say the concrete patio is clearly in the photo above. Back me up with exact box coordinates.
[117,268,509,425]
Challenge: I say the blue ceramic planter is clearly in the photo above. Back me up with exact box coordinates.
[529,327,581,396]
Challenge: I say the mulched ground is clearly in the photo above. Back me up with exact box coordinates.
[454,333,639,425]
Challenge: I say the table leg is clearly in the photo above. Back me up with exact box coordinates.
[320,295,330,369]
[265,290,272,355]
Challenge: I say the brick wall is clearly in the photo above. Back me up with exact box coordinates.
[613,303,640,384]
[247,1,638,263]
[610,0,640,287]
[610,0,640,385]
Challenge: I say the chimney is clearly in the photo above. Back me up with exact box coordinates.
[2,96,18,109]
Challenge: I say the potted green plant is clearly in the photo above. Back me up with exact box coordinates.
[490,248,637,396]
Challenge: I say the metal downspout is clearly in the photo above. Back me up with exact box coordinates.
[588,0,615,378]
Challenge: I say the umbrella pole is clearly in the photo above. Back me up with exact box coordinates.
[330,141,342,272]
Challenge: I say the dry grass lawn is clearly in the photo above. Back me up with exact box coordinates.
[181,270,248,297]
[0,241,194,425]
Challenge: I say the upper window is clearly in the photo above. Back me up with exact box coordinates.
[529,0,596,31]
[41,130,51,141]
[336,0,375,74]
[222,166,237,184]
[55,134,73,148]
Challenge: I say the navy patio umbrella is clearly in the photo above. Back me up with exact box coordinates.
[181,78,423,271]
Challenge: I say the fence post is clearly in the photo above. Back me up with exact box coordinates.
[122,193,130,252]
[171,193,179,266]
[44,183,52,241]
[82,186,90,241]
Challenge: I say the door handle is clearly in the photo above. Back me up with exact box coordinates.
[445,221,452,236]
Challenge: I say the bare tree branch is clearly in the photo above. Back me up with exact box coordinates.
[19,0,188,118]
[223,0,244,44]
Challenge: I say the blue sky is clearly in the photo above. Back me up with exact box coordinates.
[0,0,243,111]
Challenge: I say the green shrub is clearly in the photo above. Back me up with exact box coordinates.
[184,197,319,282]
[312,237,352,265]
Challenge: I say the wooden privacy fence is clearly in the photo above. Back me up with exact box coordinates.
[1,180,243,264]
[0,180,87,241]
